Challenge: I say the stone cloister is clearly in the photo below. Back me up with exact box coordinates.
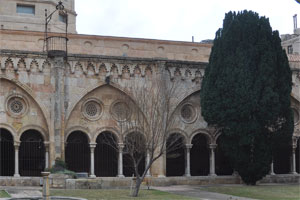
[0,38,299,179]
[0,0,299,184]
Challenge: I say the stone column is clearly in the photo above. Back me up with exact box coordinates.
[41,171,50,200]
[146,148,151,177]
[14,142,20,177]
[269,160,275,175]
[44,142,50,169]
[118,143,125,177]
[290,148,297,174]
[51,56,66,160]
[89,143,96,178]
[290,137,298,174]
[185,144,193,177]
[209,144,217,176]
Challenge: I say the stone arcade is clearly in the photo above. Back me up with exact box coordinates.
[0,0,299,187]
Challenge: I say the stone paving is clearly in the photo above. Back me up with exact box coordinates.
[152,185,258,200]
[0,185,258,200]
[0,186,42,200]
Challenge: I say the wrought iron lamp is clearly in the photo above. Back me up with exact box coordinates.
[44,1,68,58]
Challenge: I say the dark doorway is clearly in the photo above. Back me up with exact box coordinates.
[166,133,185,176]
[0,128,14,176]
[191,134,209,176]
[19,130,45,176]
[273,144,291,174]
[123,132,145,177]
[95,132,118,177]
[296,139,299,173]
[215,135,233,175]
[65,131,90,173]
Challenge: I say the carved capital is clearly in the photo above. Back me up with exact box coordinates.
[118,143,125,150]
[185,144,193,149]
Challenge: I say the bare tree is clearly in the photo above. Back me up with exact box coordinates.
[115,71,184,197]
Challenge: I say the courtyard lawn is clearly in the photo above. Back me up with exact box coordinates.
[201,184,300,200]
[50,189,196,200]
[0,190,10,198]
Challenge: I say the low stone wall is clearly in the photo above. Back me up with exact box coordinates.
[0,177,42,186]
[259,174,300,184]
[65,176,242,189]
[1,174,299,188]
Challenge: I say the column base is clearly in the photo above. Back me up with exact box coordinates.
[185,174,191,177]
[14,174,20,178]
[89,175,96,178]
[269,172,275,175]
[209,173,217,177]
[158,175,166,178]
[290,172,298,175]
[117,175,125,178]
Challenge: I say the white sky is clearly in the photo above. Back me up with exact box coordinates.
[75,0,300,42]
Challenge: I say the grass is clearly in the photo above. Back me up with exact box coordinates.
[0,190,10,198]
[50,189,196,200]
[201,184,300,200]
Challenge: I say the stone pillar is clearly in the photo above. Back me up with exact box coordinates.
[269,160,275,175]
[185,144,192,177]
[290,137,298,174]
[44,142,50,169]
[89,143,96,178]
[14,142,20,177]
[209,144,217,176]
[118,143,124,178]
[291,148,297,174]
[146,148,151,177]
[51,56,66,160]
[41,171,50,200]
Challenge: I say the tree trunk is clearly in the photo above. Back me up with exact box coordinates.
[132,177,142,197]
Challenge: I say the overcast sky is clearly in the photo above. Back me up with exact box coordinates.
[75,0,300,42]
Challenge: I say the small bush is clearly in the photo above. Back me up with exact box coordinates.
[48,158,77,178]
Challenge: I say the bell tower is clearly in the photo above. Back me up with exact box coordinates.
[0,0,77,33]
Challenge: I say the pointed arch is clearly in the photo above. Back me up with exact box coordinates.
[0,76,50,135]
[65,82,135,123]
[92,127,121,144]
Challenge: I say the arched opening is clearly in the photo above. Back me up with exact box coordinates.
[191,134,209,176]
[273,143,291,174]
[166,133,185,176]
[215,135,233,175]
[19,130,45,176]
[95,132,118,177]
[123,132,145,177]
[65,131,90,173]
[296,139,299,173]
[0,128,14,176]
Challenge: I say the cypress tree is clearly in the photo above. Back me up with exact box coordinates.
[200,10,293,185]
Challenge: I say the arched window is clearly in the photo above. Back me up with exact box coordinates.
[166,133,185,176]
[19,130,45,176]
[123,132,145,177]
[65,131,90,173]
[95,132,118,177]
[191,134,209,176]
[0,128,14,176]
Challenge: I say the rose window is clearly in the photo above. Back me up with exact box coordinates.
[82,99,102,120]
[10,99,24,114]
[111,102,130,121]
[181,104,197,123]
[6,96,27,117]
[85,102,98,117]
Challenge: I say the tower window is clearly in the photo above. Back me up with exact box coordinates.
[288,45,293,54]
[17,4,35,15]
[59,14,67,23]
